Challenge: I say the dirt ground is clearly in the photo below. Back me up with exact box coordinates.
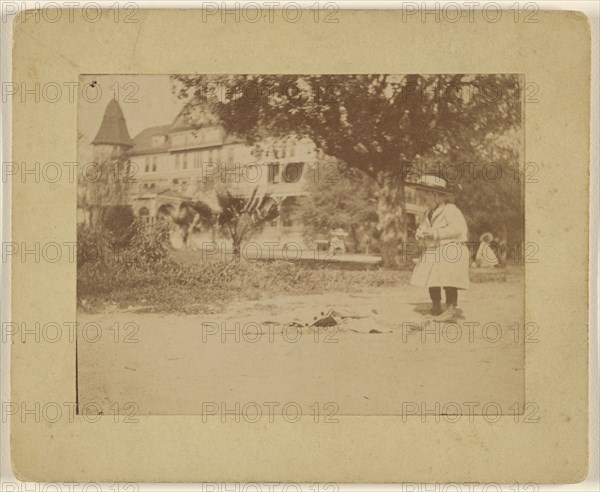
[77,275,524,416]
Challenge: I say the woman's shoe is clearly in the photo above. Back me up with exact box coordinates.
[434,305,456,322]
[429,301,443,316]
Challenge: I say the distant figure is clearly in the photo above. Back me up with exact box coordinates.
[329,228,347,255]
[493,235,507,266]
[472,232,499,268]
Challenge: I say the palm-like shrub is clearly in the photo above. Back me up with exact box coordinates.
[214,187,279,258]
[163,186,280,259]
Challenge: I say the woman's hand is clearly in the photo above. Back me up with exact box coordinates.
[416,226,428,240]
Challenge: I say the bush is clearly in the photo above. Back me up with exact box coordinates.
[78,238,412,313]
[78,219,175,299]
[102,205,136,248]
[125,219,171,266]
[77,223,115,269]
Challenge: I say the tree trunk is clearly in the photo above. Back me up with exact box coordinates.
[230,226,241,262]
[376,174,407,267]
[89,205,105,229]
[499,223,508,266]
[232,240,241,262]
[349,225,360,254]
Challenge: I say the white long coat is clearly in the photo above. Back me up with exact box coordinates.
[410,203,470,290]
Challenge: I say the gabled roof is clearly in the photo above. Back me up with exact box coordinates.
[128,125,172,156]
[170,102,220,132]
[92,100,133,147]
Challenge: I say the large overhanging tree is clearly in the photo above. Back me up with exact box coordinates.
[172,74,521,266]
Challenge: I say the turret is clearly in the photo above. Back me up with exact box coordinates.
[92,99,133,161]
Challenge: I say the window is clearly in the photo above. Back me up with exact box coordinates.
[124,160,134,177]
[181,180,188,192]
[288,139,296,158]
[152,156,157,172]
[280,197,298,227]
[152,135,166,147]
[267,163,280,184]
[144,157,150,173]
[208,149,214,165]
[183,153,188,169]
[175,154,180,170]
[282,162,304,183]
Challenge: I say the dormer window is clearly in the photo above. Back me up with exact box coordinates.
[268,163,280,184]
[152,135,166,147]
[288,139,296,158]
[276,141,286,159]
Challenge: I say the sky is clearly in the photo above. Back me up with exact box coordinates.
[78,74,186,159]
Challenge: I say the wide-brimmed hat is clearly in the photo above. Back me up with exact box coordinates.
[479,232,494,243]
[408,174,462,193]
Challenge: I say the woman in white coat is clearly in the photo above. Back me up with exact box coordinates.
[409,174,470,321]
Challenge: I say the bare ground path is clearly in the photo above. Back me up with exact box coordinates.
[77,277,524,416]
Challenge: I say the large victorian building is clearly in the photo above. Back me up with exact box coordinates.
[89,100,426,250]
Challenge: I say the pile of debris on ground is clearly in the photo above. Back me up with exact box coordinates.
[263,308,388,334]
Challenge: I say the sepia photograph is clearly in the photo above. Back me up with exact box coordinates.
[6,4,594,485]
[76,73,526,417]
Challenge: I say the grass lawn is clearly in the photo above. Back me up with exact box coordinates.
[78,246,522,315]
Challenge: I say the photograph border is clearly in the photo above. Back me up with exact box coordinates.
[9,8,591,483]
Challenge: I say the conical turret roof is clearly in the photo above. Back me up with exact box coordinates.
[92,99,133,147]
